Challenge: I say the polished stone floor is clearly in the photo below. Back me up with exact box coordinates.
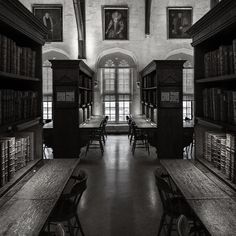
[76,135,164,236]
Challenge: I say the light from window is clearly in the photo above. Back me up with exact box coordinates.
[43,96,52,120]
[183,101,192,120]
[104,68,115,92]
[118,68,130,93]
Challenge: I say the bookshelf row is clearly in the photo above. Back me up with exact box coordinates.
[204,39,236,78]
[141,103,158,124]
[0,89,39,126]
[0,132,34,187]
[0,33,37,78]
[79,90,93,107]
[202,88,236,125]
[141,90,157,107]
[79,74,92,89]
[204,131,236,184]
[142,71,157,88]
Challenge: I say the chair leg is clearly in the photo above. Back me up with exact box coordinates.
[75,214,85,236]
[67,220,74,236]
[157,213,166,236]
[99,140,104,155]
[85,142,90,156]
[132,140,136,155]
[167,217,173,236]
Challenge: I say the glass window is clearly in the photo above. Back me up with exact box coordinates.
[43,96,52,120]
[183,63,194,120]
[102,62,131,123]
[183,101,192,120]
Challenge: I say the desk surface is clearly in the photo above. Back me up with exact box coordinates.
[160,159,236,236]
[0,159,79,236]
[132,116,194,128]
[132,117,157,129]
[43,116,103,129]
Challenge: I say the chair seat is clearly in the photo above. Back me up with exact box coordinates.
[49,199,77,222]
[165,197,194,218]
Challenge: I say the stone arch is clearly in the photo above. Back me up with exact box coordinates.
[96,48,138,70]
[42,49,70,64]
[165,48,193,66]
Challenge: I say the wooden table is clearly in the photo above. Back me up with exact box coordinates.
[79,116,103,129]
[0,159,80,236]
[132,116,157,129]
[160,159,236,236]
[43,116,103,130]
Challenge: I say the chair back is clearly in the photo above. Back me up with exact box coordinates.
[55,223,66,236]
[155,176,176,212]
[177,215,191,236]
[67,172,87,208]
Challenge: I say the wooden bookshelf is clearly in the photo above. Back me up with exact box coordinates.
[188,0,236,187]
[196,74,236,83]
[50,60,94,159]
[140,60,185,159]
[0,0,47,190]
[0,71,40,82]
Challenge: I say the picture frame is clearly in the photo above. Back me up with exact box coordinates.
[167,7,192,39]
[32,4,63,42]
[102,6,129,40]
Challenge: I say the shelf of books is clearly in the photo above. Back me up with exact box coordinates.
[188,0,236,189]
[0,0,47,195]
[51,60,94,158]
[140,60,184,159]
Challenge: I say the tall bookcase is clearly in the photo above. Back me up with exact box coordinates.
[188,0,236,189]
[0,0,47,195]
[51,60,94,159]
[140,60,185,159]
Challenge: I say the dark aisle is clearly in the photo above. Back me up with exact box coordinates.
[77,135,164,236]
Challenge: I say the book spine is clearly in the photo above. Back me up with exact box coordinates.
[232,39,236,74]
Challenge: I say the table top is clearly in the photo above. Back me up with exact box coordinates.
[160,159,229,199]
[188,198,236,236]
[43,116,103,129]
[79,116,103,128]
[132,116,194,129]
[160,159,236,236]
[0,159,79,236]
[132,116,157,129]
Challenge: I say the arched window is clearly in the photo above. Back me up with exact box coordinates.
[102,58,132,123]
[42,51,70,120]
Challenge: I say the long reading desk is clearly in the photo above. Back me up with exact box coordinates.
[160,159,236,236]
[0,159,79,235]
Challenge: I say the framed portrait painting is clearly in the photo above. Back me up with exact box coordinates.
[167,7,192,39]
[103,6,129,40]
[32,4,63,42]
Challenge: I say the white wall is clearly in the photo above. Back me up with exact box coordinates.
[20,0,210,116]
[20,0,78,59]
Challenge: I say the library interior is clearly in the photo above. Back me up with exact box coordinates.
[0,0,236,235]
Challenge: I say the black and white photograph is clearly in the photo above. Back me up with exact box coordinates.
[33,4,63,42]
[168,7,192,39]
[0,0,235,235]
[103,6,129,40]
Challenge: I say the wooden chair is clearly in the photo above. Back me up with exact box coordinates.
[47,172,87,236]
[183,128,194,159]
[55,223,66,236]
[177,215,191,236]
[177,214,210,236]
[85,127,104,156]
[154,176,196,236]
[131,125,149,155]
